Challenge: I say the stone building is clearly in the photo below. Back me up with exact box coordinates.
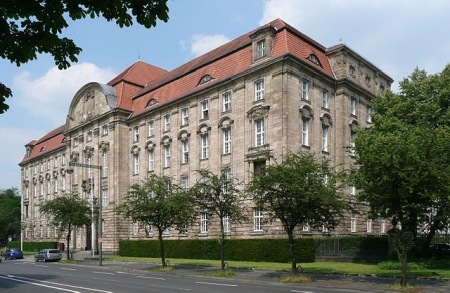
[19,19,392,254]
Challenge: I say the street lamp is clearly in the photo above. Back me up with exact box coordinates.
[66,161,103,266]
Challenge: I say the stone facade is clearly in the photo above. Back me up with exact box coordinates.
[19,19,392,254]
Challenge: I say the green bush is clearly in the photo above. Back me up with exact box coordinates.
[7,241,58,252]
[119,238,315,263]
[315,236,389,259]
[378,261,425,270]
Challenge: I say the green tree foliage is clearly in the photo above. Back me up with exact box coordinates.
[354,66,450,286]
[116,174,195,267]
[189,169,249,270]
[247,152,349,274]
[0,0,170,113]
[39,194,91,260]
[0,188,21,245]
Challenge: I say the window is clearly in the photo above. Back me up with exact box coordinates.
[351,212,356,232]
[54,157,58,168]
[47,160,50,170]
[350,97,357,115]
[201,100,209,119]
[223,214,230,233]
[223,92,231,112]
[102,151,108,177]
[349,65,356,77]
[62,154,66,165]
[201,135,209,160]
[200,212,208,233]
[182,140,189,164]
[102,125,109,136]
[181,107,189,126]
[62,175,66,191]
[367,219,373,233]
[257,39,265,58]
[148,120,154,136]
[180,176,189,190]
[302,80,309,100]
[302,118,309,146]
[133,154,139,175]
[255,119,265,146]
[87,132,92,142]
[73,137,79,147]
[322,90,329,108]
[164,145,171,168]
[253,208,263,231]
[302,223,309,232]
[222,168,232,194]
[148,149,154,171]
[322,126,328,152]
[54,178,57,193]
[381,218,386,233]
[223,128,232,154]
[103,188,109,207]
[133,126,139,142]
[87,157,93,179]
[133,222,139,236]
[255,79,264,101]
[350,131,356,156]
[366,106,373,123]
[164,114,171,131]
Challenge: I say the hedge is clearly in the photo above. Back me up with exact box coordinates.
[7,241,58,252]
[119,238,316,263]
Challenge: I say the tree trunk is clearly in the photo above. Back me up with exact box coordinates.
[287,231,298,274]
[220,220,226,270]
[66,225,71,260]
[401,249,408,287]
[422,224,437,255]
[158,230,166,267]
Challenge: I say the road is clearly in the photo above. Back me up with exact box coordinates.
[0,257,448,293]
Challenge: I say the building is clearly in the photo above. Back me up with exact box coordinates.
[19,19,392,253]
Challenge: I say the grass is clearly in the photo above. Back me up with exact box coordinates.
[207,269,235,277]
[385,284,424,293]
[150,265,174,272]
[278,274,312,283]
[102,255,450,279]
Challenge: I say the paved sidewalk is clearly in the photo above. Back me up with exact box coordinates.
[59,252,450,293]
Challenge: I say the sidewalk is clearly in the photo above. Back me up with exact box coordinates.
[65,252,450,293]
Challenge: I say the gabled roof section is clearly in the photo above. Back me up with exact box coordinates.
[130,19,334,118]
[20,125,66,164]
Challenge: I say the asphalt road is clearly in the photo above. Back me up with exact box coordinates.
[0,256,448,293]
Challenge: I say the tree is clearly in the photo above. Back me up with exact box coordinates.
[247,152,349,274]
[40,194,91,260]
[0,0,170,113]
[0,188,21,245]
[116,174,195,267]
[353,66,450,286]
[189,169,248,270]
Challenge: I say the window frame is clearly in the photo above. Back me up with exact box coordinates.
[164,114,171,131]
[302,118,309,146]
[322,89,329,108]
[223,128,232,154]
[133,126,139,142]
[182,140,189,164]
[253,207,263,232]
[255,119,265,147]
[255,79,265,101]
[201,134,209,160]
[223,91,231,112]
[302,80,309,100]
[201,100,209,119]
[200,212,208,233]
[181,107,189,126]
[164,145,171,168]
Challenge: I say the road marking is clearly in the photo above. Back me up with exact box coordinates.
[34,264,48,267]
[291,290,314,293]
[195,281,237,287]
[93,271,115,275]
[60,268,77,271]
[116,271,145,276]
[137,275,165,280]
[0,275,81,292]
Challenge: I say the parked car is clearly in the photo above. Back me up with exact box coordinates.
[3,248,24,260]
[34,249,62,262]
[429,243,450,255]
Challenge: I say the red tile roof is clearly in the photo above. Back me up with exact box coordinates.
[129,19,334,118]
[19,125,66,164]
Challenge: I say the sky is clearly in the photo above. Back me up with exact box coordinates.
[1,0,450,191]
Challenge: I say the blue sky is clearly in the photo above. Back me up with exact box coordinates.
[1,0,450,191]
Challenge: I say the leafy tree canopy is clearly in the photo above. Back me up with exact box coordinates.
[0,0,170,113]
[0,188,21,244]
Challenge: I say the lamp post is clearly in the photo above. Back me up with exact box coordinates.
[66,161,103,266]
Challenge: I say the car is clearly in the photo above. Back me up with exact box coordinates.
[34,249,62,262]
[430,243,450,255]
[3,248,24,260]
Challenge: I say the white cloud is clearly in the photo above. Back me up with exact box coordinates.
[189,34,231,57]
[13,63,117,125]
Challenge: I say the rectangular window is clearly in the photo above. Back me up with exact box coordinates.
[351,212,357,232]
[223,92,231,112]
[223,128,232,154]
[201,135,209,159]
[223,214,230,233]
[62,154,66,166]
[222,168,232,194]
[255,119,265,146]
[102,151,108,177]
[367,219,373,233]
[164,145,171,168]
[381,218,386,233]
[102,188,109,207]
[47,160,50,171]
[148,120,154,136]
[302,80,309,100]
[87,157,93,179]
[201,100,209,119]
[133,126,139,142]
[148,149,154,171]
[62,175,66,191]
[133,154,139,175]
[102,125,109,136]
[54,157,58,168]
[255,80,264,101]
[322,89,329,108]
[253,207,263,231]
[302,119,309,146]
[367,106,373,123]
[182,140,189,164]
[350,131,356,156]
[181,107,189,126]
[302,223,309,232]
[180,176,189,190]
[164,114,171,131]
[322,126,328,152]
[350,97,357,115]
[87,132,92,142]
[257,40,265,58]
[200,212,208,233]
[54,178,58,193]
[133,222,139,236]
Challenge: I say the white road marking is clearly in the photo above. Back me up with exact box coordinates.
[93,271,115,275]
[291,290,315,293]
[60,267,77,271]
[0,275,80,292]
[195,281,237,287]
[136,275,165,280]
[34,264,48,267]
[116,271,145,276]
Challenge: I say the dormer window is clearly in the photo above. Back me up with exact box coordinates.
[147,98,157,107]
[307,54,321,67]
[257,40,266,58]
[198,74,214,85]
[250,27,276,63]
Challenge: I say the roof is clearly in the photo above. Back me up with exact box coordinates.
[129,18,334,118]
[19,125,66,164]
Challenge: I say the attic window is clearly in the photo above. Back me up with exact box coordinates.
[307,54,321,66]
[198,74,214,86]
[40,147,45,153]
[147,98,158,107]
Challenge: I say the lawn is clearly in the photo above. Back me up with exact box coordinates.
[102,255,450,279]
